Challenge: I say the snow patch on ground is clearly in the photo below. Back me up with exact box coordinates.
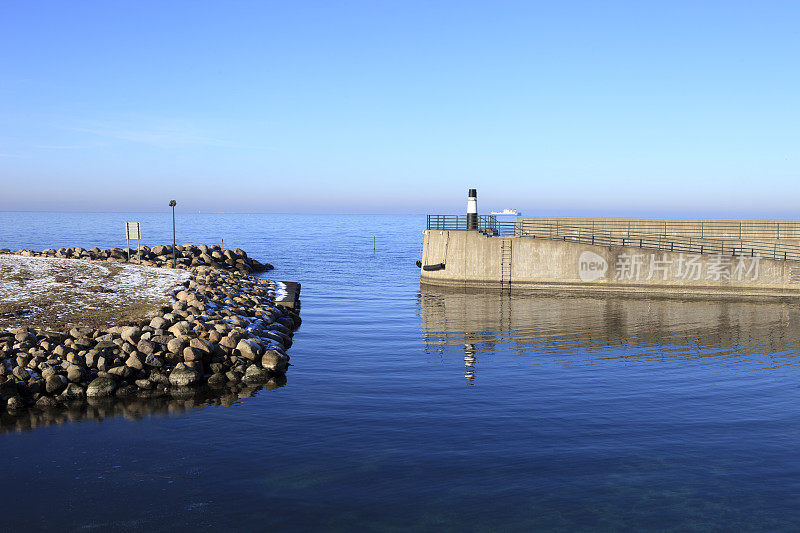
[0,255,190,329]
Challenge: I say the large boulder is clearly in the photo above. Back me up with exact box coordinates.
[149,316,170,330]
[168,364,200,387]
[136,339,156,356]
[261,350,289,373]
[236,339,262,361]
[61,383,86,400]
[86,377,117,398]
[167,322,191,336]
[167,337,188,354]
[45,374,67,394]
[66,364,86,383]
[243,364,270,383]
[120,326,142,345]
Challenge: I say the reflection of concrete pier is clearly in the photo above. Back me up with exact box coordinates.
[419,286,800,363]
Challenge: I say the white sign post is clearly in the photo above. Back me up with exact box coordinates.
[125,222,141,263]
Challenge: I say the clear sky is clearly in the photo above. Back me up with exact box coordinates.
[1,1,798,216]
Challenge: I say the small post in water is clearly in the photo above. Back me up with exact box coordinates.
[467,188,478,230]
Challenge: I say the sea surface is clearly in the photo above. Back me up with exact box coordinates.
[2,212,800,531]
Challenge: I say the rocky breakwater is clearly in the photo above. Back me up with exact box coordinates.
[3,243,273,274]
[0,249,300,413]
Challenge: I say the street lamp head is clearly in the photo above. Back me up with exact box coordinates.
[169,200,176,207]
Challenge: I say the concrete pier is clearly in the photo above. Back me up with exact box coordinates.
[420,221,800,299]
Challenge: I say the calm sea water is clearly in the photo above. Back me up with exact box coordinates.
[2,212,800,531]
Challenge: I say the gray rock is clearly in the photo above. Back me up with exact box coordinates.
[219,335,239,350]
[150,316,170,329]
[94,340,117,351]
[167,322,191,336]
[69,327,94,339]
[6,395,24,410]
[136,339,156,356]
[189,337,213,355]
[35,395,57,409]
[61,383,86,400]
[45,374,67,394]
[182,347,204,362]
[207,373,227,386]
[115,384,137,397]
[86,377,117,398]
[134,379,154,390]
[144,354,164,368]
[261,350,289,373]
[167,337,188,354]
[120,326,142,345]
[66,364,86,382]
[125,353,144,371]
[107,366,132,380]
[236,339,262,361]
[243,364,270,383]
[168,365,200,387]
[12,366,29,381]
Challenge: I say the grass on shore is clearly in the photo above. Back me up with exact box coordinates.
[0,255,188,331]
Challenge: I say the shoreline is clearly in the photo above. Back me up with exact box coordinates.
[0,244,301,414]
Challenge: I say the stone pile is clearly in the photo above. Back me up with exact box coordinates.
[0,250,300,413]
[0,243,273,274]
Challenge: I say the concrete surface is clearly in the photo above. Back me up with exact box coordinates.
[420,229,800,299]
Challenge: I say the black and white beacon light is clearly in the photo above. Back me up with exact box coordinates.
[467,188,478,230]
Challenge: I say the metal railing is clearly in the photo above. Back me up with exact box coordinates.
[426,215,518,236]
[519,224,800,261]
[516,217,800,240]
[426,215,800,261]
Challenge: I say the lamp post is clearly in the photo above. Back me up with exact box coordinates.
[169,200,177,268]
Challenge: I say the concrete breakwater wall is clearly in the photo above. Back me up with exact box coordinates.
[420,230,800,299]
[0,245,301,413]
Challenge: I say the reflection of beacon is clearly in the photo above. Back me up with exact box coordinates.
[467,188,478,230]
[464,343,476,383]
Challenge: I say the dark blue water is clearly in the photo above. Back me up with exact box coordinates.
[2,212,800,530]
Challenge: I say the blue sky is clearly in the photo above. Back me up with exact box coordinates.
[1,1,798,216]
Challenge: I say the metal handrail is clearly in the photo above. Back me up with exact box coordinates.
[426,215,518,236]
[516,218,800,240]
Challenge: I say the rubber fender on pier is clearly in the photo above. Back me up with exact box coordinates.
[421,263,446,271]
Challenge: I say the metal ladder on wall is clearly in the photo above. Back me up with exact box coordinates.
[500,239,512,287]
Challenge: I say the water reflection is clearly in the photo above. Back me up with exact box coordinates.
[419,287,800,379]
[0,377,286,434]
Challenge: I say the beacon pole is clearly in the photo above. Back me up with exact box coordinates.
[169,199,177,268]
[467,188,478,230]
